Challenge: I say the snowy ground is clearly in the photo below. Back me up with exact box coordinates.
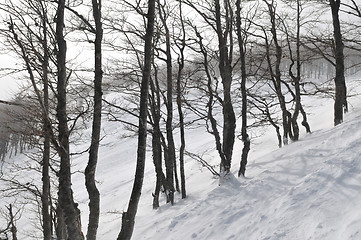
[2,76,361,240]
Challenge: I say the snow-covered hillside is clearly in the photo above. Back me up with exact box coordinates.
[97,78,361,240]
[79,77,361,239]
[2,77,361,240]
[130,108,361,240]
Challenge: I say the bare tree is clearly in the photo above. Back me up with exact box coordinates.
[214,0,236,173]
[0,204,19,240]
[156,0,176,204]
[236,0,250,177]
[39,2,52,239]
[85,0,103,239]
[1,1,59,238]
[184,0,236,175]
[55,0,84,239]
[149,71,168,209]
[117,0,156,238]
[284,0,311,138]
[262,0,293,145]
[175,0,187,199]
[329,0,347,125]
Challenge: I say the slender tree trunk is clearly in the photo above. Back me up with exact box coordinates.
[291,0,301,141]
[41,131,51,240]
[236,0,250,177]
[41,26,52,240]
[194,28,228,172]
[7,204,17,240]
[288,0,311,139]
[40,3,52,239]
[149,76,166,209]
[264,0,292,146]
[151,128,164,209]
[9,11,53,240]
[300,106,311,133]
[117,0,156,238]
[176,0,186,199]
[6,3,57,239]
[55,1,84,239]
[214,0,236,173]
[157,0,177,202]
[85,1,103,239]
[330,0,347,126]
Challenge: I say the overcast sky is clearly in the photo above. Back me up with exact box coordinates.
[0,51,21,101]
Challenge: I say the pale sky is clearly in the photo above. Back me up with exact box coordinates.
[0,52,20,101]
[0,76,19,100]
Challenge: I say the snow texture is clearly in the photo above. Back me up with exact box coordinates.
[2,79,361,240]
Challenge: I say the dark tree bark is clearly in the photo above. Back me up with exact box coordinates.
[0,204,18,240]
[263,0,292,146]
[85,0,103,239]
[149,68,174,208]
[214,0,236,173]
[157,0,177,203]
[40,3,52,239]
[176,0,186,199]
[55,204,67,240]
[149,71,167,209]
[289,0,301,141]
[150,112,165,209]
[286,0,311,139]
[42,115,52,240]
[117,0,156,238]
[7,205,17,240]
[330,0,347,126]
[194,27,228,172]
[55,0,84,239]
[236,0,250,177]
[183,0,236,174]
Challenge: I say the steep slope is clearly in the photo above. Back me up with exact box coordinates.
[124,106,361,240]
[2,82,361,239]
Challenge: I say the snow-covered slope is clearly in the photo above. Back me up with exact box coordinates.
[2,79,361,239]
[124,108,361,240]
[82,85,361,239]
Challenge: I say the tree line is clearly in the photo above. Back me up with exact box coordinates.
[0,0,359,239]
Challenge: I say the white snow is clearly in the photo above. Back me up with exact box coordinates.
[2,77,361,240]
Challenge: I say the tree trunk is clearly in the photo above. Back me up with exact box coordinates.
[264,0,292,146]
[117,0,156,238]
[55,204,67,239]
[194,28,229,176]
[41,2,52,238]
[176,0,186,199]
[300,106,311,133]
[149,70,173,208]
[236,0,250,177]
[151,130,164,209]
[214,0,236,173]
[157,0,176,202]
[149,76,166,209]
[7,205,17,240]
[8,9,53,239]
[41,133,51,240]
[330,0,347,126]
[289,0,311,139]
[85,1,103,239]
[55,1,84,239]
